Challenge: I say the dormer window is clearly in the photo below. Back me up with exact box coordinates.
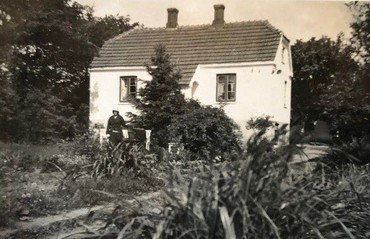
[120,76,137,102]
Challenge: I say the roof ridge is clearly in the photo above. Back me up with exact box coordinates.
[117,20,274,33]
[109,26,143,41]
[263,20,283,35]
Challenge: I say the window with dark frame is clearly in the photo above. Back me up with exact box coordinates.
[216,74,236,102]
[120,76,137,102]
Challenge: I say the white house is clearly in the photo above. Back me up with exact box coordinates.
[89,5,293,139]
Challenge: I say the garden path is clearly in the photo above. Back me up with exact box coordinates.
[0,191,162,239]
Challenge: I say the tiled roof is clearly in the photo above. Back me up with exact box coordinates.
[91,21,283,84]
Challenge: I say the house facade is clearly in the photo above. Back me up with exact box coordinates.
[89,5,293,139]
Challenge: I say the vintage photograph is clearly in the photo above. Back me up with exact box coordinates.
[0,0,369,238]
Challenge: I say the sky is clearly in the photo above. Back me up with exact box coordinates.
[75,0,355,43]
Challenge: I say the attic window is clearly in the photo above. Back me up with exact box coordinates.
[216,74,236,102]
[120,76,137,102]
[282,47,286,64]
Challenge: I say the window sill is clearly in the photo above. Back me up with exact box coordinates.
[118,102,134,105]
[216,101,237,105]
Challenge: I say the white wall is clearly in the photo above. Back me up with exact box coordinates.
[89,67,152,128]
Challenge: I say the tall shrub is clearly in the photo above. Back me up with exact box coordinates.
[133,44,187,147]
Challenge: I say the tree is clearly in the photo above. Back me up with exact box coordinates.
[291,36,358,126]
[319,74,369,142]
[317,2,370,142]
[291,33,370,142]
[0,0,139,142]
[133,44,187,146]
[18,88,77,142]
[0,69,18,141]
[348,2,370,100]
[85,10,140,48]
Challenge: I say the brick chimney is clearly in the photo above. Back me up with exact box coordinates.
[166,8,179,28]
[212,4,225,26]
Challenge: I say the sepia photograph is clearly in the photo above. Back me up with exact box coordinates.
[0,0,369,238]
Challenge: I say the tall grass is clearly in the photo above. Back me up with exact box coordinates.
[152,128,370,239]
[64,126,370,238]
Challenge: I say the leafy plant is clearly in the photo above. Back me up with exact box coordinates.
[91,142,158,178]
[168,106,241,161]
[246,115,275,130]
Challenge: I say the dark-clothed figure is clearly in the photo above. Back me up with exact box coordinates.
[106,110,126,146]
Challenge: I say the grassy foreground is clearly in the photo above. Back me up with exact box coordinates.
[0,135,369,238]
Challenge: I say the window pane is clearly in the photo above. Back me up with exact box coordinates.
[228,82,235,92]
[120,77,137,101]
[218,76,226,84]
[228,75,236,83]
[130,86,136,93]
[120,78,127,101]
[217,79,226,101]
[230,81,236,91]
[130,78,136,86]
[228,92,235,100]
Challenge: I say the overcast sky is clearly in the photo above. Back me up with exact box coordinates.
[75,0,354,42]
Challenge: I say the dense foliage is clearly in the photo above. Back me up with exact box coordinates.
[0,0,138,142]
[291,36,358,129]
[350,2,370,98]
[168,106,241,160]
[291,22,370,143]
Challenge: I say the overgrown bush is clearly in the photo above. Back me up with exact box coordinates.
[168,106,241,161]
[58,130,103,161]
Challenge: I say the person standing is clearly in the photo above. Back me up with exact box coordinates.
[106,109,126,146]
